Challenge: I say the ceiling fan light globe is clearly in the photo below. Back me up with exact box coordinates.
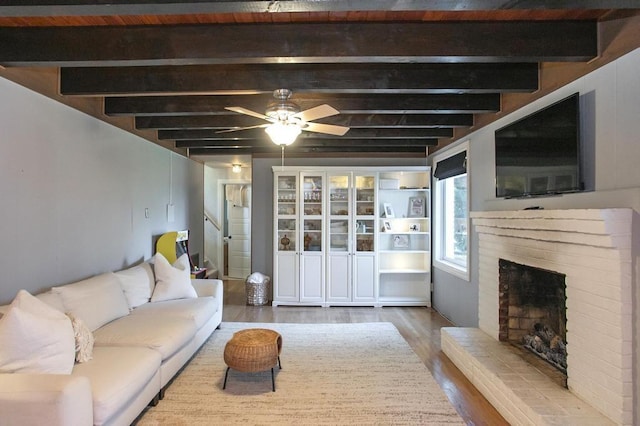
[265,122,301,146]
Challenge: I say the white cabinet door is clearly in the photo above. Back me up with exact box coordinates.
[353,254,376,302]
[274,251,298,302]
[273,173,299,305]
[326,173,351,304]
[327,253,351,302]
[300,252,324,302]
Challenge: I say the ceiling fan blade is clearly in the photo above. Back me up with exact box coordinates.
[216,123,269,134]
[225,106,270,121]
[304,122,350,136]
[294,104,340,122]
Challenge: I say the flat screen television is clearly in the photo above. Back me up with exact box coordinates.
[495,92,582,198]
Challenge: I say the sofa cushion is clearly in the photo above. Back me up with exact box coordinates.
[93,314,196,360]
[0,290,75,374]
[35,291,66,313]
[151,253,197,302]
[131,296,219,329]
[72,346,161,426]
[114,262,155,309]
[53,272,130,332]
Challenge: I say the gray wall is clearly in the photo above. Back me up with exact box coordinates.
[429,47,640,327]
[251,156,428,277]
[0,77,204,305]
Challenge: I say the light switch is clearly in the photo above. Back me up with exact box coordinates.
[144,208,150,219]
[167,204,175,222]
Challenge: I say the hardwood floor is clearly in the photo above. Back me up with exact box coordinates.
[222,279,508,426]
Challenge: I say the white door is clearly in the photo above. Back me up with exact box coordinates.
[227,196,251,278]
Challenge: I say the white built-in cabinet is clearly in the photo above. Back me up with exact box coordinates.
[325,172,377,305]
[273,166,430,307]
[377,170,431,306]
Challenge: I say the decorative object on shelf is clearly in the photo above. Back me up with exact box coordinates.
[392,234,410,249]
[304,234,312,251]
[383,203,395,218]
[409,223,420,232]
[379,178,399,190]
[280,234,291,251]
[382,220,392,232]
[357,221,371,234]
[408,196,426,218]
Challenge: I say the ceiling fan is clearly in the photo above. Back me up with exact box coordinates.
[223,89,350,146]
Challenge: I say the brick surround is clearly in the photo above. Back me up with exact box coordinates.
[470,209,633,424]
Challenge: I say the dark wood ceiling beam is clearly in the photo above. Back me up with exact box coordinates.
[177,138,437,148]
[160,128,452,140]
[136,113,474,130]
[0,22,596,66]
[188,146,428,156]
[0,1,634,17]
[60,63,538,96]
[107,94,500,116]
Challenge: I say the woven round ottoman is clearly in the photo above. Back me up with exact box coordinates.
[223,328,282,392]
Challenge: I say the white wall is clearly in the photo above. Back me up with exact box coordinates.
[0,77,204,305]
[430,48,640,327]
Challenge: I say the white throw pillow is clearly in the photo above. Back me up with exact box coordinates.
[0,290,75,374]
[115,262,155,309]
[151,253,197,302]
[66,313,94,363]
[53,273,130,332]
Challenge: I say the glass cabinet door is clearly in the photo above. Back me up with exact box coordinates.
[355,174,376,252]
[303,219,322,252]
[355,219,375,252]
[277,219,297,252]
[276,175,297,216]
[329,175,349,217]
[329,174,350,252]
[301,173,323,252]
[276,174,297,252]
[355,175,375,215]
[302,174,323,217]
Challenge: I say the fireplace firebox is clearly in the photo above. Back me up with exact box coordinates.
[498,259,567,382]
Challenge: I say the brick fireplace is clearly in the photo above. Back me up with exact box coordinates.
[465,209,633,424]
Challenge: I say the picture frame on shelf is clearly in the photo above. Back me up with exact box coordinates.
[408,196,426,218]
[383,203,395,218]
[409,223,420,232]
[392,234,409,249]
[382,220,392,232]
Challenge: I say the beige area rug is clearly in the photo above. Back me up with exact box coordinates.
[137,322,465,425]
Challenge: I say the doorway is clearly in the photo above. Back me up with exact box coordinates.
[219,182,251,279]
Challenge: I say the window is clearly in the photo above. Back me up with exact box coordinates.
[433,143,469,280]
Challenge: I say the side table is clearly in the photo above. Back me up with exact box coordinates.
[223,328,282,391]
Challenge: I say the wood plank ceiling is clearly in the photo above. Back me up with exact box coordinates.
[0,1,635,158]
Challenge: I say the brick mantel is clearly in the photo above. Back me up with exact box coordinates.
[471,209,633,424]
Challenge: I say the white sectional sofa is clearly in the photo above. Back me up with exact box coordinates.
[0,255,223,426]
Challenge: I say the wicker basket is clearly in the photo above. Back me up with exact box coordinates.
[246,275,271,306]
